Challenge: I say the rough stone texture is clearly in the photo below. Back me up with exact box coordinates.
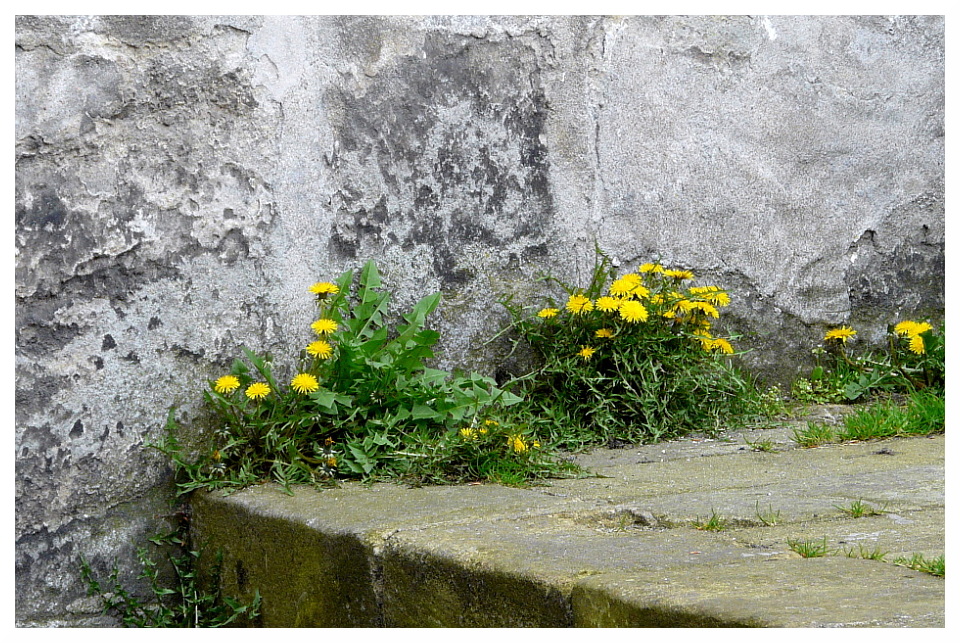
[15,16,943,625]
[186,426,944,627]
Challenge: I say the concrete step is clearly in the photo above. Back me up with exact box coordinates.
[189,418,944,627]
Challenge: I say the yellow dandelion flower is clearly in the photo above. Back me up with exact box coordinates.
[824,327,857,344]
[309,281,339,297]
[537,308,559,319]
[245,382,271,401]
[609,276,638,297]
[290,373,320,395]
[632,284,651,299]
[619,300,648,323]
[894,320,932,337]
[639,263,664,274]
[908,334,926,354]
[595,328,615,339]
[311,318,338,335]
[306,340,334,359]
[664,269,695,281]
[484,419,499,427]
[595,296,621,312]
[213,375,240,394]
[508,435,528,453]
[566,294,594,315]
[690,286,731,307]
[709,338,735,354]
[707,291,731,307]
[894,320,919,336]
[460,428,478,440]
[578,345,597,360]
[326,456,338,468]
[649,294,665,306]
[688,301,720,319]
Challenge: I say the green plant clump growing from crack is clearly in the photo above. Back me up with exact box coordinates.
[793,320,944,404]
[693,509,728,532]
[894,553,945,577]
[157,261,581,493]
[792,421,837,448]
[79,527,260,627]
[498,247,773,450]
[744,435,776,452]
[835,499,887,519]
[755,501,781,527]
[842,544,888,562]
[793,388,944,448]
[787,537,830,558]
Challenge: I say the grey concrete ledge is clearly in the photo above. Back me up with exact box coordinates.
[190,421,944,627]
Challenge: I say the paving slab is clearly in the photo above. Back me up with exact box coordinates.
[189,417,945,628]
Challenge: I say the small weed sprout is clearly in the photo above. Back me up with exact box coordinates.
[792,422,836,448]
[693,509,728,532]
[894,553,945,577]
[755,500,781,527]
[744,436,775,452]
[835,499,887,518]
[787,537,830,558]
[842,543,888,562]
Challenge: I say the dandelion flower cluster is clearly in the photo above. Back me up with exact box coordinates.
[530,260,736,362]
[894,320,932,337]
[894,320,933,355]
[214,375,240,394]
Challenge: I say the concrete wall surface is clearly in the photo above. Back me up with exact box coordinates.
[15,15,943,626]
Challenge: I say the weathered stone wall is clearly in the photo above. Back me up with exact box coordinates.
[15,15,943,625]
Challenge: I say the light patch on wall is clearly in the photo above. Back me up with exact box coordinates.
[761,16,777,41]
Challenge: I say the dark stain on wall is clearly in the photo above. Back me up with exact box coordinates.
[326,28,554,287]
